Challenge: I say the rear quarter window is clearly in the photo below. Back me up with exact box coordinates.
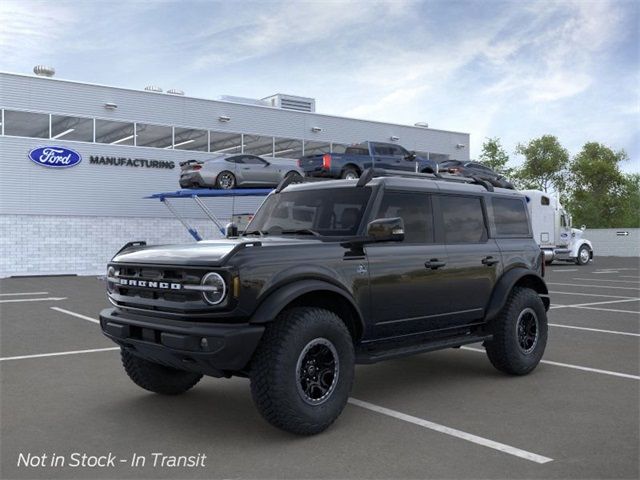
[492,197,531,237]
[440,195,488,244]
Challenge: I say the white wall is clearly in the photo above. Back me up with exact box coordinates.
[0,215,228,277]
[586,228,640,257]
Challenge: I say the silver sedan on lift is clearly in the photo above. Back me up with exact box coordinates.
[179,154,304,189]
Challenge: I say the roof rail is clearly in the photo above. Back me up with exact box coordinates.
[357,168,496,191]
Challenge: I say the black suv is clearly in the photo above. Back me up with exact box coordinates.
[100,171,549,435]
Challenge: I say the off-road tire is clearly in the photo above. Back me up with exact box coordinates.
[485,287,547,375]
[341,167,360,180]
[215,171,236,189]
[250,307,355,435]
[121,349,202,395]
[576,245,590,265]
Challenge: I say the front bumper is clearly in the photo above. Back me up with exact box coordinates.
[100,308,264,377]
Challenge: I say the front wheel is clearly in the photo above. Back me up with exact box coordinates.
[485,287,548,375]
[576,245,591,265]
[250,307,355,435]
[216,171,236,189]
[121,349,202,395]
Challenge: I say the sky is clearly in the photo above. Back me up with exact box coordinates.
[1,0,638,172]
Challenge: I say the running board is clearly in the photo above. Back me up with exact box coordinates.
[356,334,492,364]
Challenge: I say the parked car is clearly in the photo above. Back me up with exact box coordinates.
[438,160,515,189]
[101,170,549,435]
[179,154,304,189]
[298,141,438,179]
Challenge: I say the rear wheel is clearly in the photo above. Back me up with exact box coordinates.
[250,307,354,435]
[121,349,202,395]
[341,168,359,180]
[576,245,591,265]
[485,287,547,375]
[216,171,236,189]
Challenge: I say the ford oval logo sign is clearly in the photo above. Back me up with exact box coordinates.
[28,146,82,168]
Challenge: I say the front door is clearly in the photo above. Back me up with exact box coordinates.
[366,190,451,339]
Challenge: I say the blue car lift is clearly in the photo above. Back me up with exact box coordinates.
[146,188,272,241]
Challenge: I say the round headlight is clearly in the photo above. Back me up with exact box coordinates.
[106,266,116,293]
[201,272,227,305]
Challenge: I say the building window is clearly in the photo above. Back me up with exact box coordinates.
[210,131,243,154]
[95,119,135,145]
[244,135,274,156]
[173,127,208,151]
[4,110,49,138]
[304,141,330,156]
[136,123,172,148]
[273,137,303,159]
[50,115,93,142]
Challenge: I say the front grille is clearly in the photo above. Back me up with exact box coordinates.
[108,264,225,315]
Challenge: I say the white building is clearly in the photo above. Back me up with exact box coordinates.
[0,70,470,277]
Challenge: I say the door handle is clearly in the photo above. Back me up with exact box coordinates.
[425,259,446,270]
[482,256,499,266]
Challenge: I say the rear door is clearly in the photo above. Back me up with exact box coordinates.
[436,194,501,326]
[366,190,450,339]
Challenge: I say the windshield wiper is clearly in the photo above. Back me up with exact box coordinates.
[279,229,322,237]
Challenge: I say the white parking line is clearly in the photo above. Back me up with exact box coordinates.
[0,297,67,304]
[550,298,640,310]
[593,271,619,274]
[549,291,637,299]
[550,269,578,272]
[0,292,50,296]
[572,278,640,285]
[570,306,640,315]
[549,323,640,337]
[0,347,119,362]
[348,398,553,464]
[621,275,640,279]
[461,347,640,380]
[51,307,99,324]
[547,282,640,291]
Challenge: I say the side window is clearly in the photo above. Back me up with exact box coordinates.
[492,197,530,236]
[242,156,266,165]
[226,156,243,164]
[440,195,488,244]
[374,145,392,156]
[375,191,434,243]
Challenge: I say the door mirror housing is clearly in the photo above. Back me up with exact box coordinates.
[225,222,239,238]
[405,150,417,161]
[366,217,405,242]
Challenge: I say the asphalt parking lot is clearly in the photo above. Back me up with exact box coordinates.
[1,257,638,479]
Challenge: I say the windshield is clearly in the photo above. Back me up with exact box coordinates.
[245,187,372,237]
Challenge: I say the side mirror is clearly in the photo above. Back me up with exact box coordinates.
[366,217,405,242]
[225,222,239,238]
[405,151,416,161]
[581,224,586,231]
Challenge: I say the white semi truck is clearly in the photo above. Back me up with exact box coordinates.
[521,190,594,265]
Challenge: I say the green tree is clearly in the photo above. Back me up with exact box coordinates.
[514,135,569,193]
[478,137,513,177]
[566,142,635,228]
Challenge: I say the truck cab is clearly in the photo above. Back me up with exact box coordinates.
[522,190,593,265]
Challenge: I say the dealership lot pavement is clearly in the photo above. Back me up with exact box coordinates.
[1,257,638,479]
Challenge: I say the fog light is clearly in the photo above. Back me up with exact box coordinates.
[200,338,208,349]
[201,272,226,305]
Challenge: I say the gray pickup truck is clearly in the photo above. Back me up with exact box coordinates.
[299,141,438,179]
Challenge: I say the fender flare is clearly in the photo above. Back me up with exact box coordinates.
[571,239,593,258]
[249,279,365,332]
[484,268,549,321]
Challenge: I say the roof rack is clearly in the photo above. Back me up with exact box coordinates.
[359,168,495,191]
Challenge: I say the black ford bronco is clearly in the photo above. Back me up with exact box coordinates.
[100,170,550,435]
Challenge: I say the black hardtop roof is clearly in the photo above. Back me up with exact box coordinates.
[282,175,523,197]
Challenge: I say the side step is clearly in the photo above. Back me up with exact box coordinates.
[356,333,492,364]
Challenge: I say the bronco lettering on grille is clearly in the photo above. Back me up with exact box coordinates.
[118,279,182,290]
